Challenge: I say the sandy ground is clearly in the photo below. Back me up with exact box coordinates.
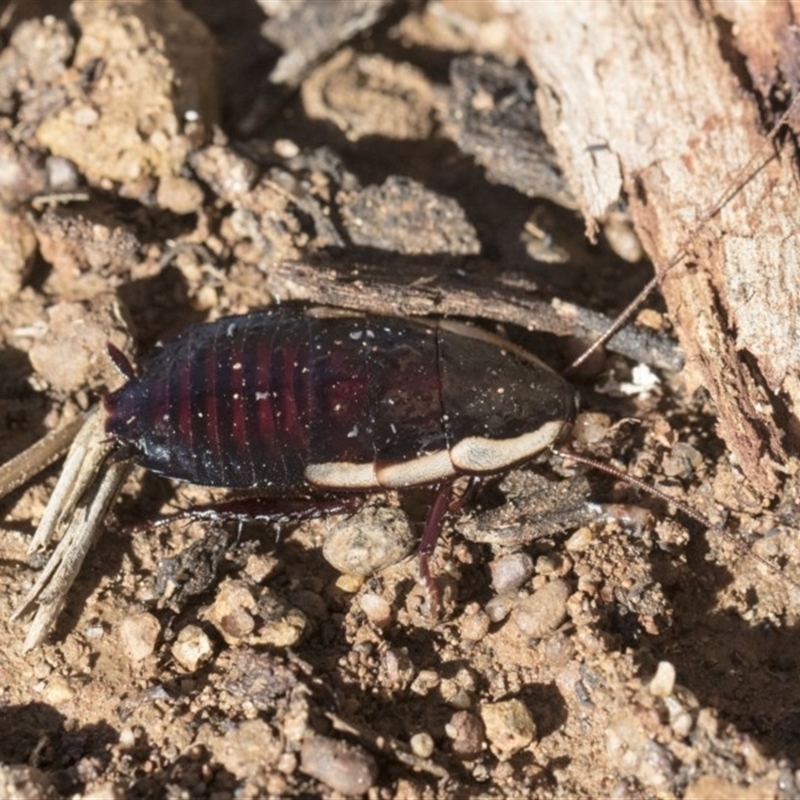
[1,1,800,798]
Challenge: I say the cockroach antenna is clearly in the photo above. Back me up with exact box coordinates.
[569,92,800,373]
[561,91,800,594]
[550,445,800,595]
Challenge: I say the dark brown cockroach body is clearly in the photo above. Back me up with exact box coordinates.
[104,308,576,496]
[102,307,577,602]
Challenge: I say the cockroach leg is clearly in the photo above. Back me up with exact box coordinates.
[448,476,483,514]
[418,480,457,616]
[132,494,366,531]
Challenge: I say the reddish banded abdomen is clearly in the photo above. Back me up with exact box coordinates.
[106,313,309,487]
[104,312,449,489]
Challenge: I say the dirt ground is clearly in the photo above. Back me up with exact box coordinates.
[1,1,800,798]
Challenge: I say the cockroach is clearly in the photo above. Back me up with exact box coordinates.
[101,306,576,604]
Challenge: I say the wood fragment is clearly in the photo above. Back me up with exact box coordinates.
[503,0,800,496]
[270,257,683,372]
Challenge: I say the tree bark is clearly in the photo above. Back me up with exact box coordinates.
[500,0,800,498]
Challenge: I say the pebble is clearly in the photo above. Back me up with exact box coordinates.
[485,592,517,623]
[256,599,307,648]
[439,667,476,710]
[380,648,415,690]
[511,578,570,637]
[205,580,307,647]
[205,580,257,643]
[323,505,415,576]
[603,214,644,263]
[335,574,365,594]
[648,660,676,697]
[42,674,73,705]
[490,552,534,594]
[445,711,485,760]
[119,611,161,661]
[410,669,440,696]
[565,527,594,553]
[156,175,204,215]
[480,699,537,759]
[663,695,694,739]
[118,727,138,749]
[210,719,283,780]
[171,625,214,672]
[300,735,378,796]
[409,732,435,759]
[460,608,490,641]
[572,411,612,445]
[359,592,393,628]
[662,442,702,479]
[273,138,300,158]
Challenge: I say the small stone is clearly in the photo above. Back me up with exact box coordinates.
[410,669,440,696]
[409,732,435,759]
[323,505,415,576]
[119,611,161,661]
[445,711,485,760]
[42,675,73,705]
[118,727,138,749]
[648,661,676,697]
[490,552,534,594]
[208,719,283,780]
[480,699,537,759]
[460,608,490,641]
[511,578,570,638]
[191,283,218,312]
[603,214,644,263]
[206,581,258,643]
[255,593,307,648]
[380,648,415,689]
[440,677,472,710]
[662,442,702,480]
[485,592,517,623]
[565,527,594,552]
[300,735,378,796]
[359,592,392,628]
[273,138,300,158]
[534,554,560,576]
[172,625,214,671]
[572,412,612,445]
[205,580,306,647]
[156,175,204,215]
[336,573,365,593]
[663,696,694,739]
